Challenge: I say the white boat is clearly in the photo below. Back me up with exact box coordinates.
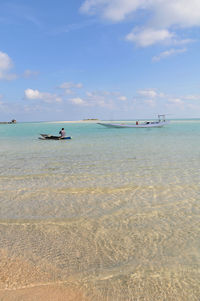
[97,115,169,128]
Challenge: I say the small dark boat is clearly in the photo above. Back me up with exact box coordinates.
[39,134,72,140]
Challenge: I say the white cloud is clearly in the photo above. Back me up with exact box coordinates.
[168,98,184,106]
[81,0,200,46]
[69,97,86,105]
[24,88,62,103]
[25,89,40,99]
[138,89,164,98]
[144,99,155,107]
[152,48,187,61]
[126,28,174,47]
[0,51,17,80]
[152,0,200,28]
[86,91,93,97]
[0,52,12,70]
[23,69,39,78]
[80,0,144,22]
[69,90,119,108]
[60,82,83,89]
[118,95,127,101]
[85,91,106,107]
[85,90,116,108]
[81,0,200,26]
[183,94,200,101]
[59,81,83,94]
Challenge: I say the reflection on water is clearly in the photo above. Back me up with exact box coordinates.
[0,121,200,300]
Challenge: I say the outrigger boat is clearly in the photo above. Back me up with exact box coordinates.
[97,115,169,128]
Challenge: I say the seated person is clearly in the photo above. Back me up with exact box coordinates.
[59,128,66,138]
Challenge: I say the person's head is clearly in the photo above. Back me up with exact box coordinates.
[62,128,64,130]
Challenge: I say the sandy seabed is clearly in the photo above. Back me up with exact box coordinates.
[0,286,90,301]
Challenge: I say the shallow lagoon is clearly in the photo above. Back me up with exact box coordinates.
[0,120,200,300]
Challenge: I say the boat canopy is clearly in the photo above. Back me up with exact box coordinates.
[158,115,166,122]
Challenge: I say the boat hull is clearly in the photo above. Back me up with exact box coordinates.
[39,134,72,140]
[97,121,169,128]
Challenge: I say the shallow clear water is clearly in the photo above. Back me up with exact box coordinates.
[0,120,200,300]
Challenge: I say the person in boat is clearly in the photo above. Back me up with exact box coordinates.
[59,128,66,138]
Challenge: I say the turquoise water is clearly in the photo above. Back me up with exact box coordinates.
[0,120,200,300]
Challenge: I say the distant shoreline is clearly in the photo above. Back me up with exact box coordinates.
[47,120,100,124]
[3,118,200,124]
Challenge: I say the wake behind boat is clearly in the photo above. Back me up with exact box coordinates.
[97,115,169,128]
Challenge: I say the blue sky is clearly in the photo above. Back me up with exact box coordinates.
[0,0,200,121]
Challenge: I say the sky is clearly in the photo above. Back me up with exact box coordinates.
[0,0,200,121]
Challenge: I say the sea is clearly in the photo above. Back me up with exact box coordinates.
[0,120,199,300]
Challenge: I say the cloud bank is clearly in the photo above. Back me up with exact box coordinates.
[80,0,200,47]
